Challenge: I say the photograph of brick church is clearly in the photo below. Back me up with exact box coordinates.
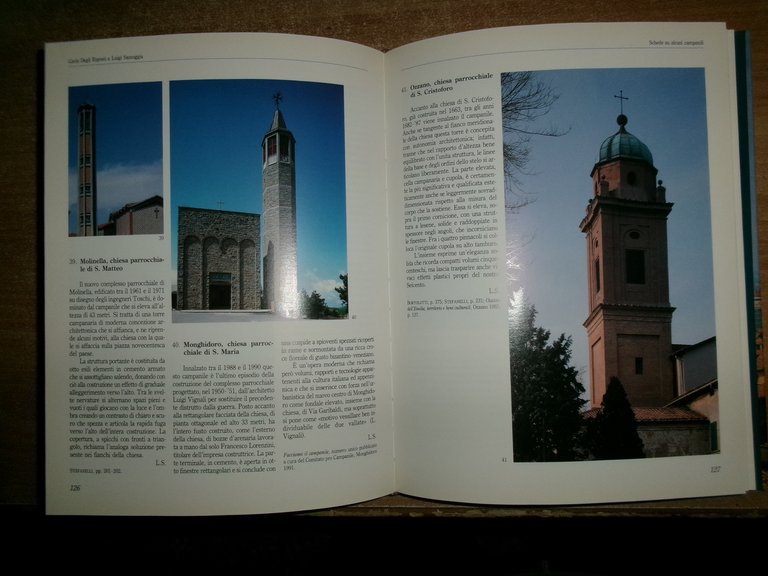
[503,68,726,461]
[68,82,163,237]
[170,79,348,320]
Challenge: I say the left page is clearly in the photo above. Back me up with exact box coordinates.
[44,33,393,515]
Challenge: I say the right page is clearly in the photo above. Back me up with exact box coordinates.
[386,22,758,504]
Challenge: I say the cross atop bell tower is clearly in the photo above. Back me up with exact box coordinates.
[614,89,628,114]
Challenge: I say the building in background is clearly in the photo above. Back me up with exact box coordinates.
[99,195,163,235]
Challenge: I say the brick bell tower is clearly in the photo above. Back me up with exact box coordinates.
[580,110,676,408]
[261,93,298,318]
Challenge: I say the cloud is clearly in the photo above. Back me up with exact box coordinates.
[303,270,345,306]
[69,161,163,230]
[97,161,163,214]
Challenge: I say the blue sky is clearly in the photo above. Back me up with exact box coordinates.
[169,79,347,307]
[68,82,163,234]
[503,67,715,379]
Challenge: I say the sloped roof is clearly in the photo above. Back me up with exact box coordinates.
[582,406,708,423]
[270,108,287,131]
[632,407,708,422]
[109,194,163,221]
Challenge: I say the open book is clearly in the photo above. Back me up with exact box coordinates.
[44,22,760,515]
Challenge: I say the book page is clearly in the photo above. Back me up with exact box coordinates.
[385,22,758,504]
[44,33,393,515]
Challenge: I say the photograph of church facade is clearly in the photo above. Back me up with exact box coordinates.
[170,79,347,320]
[68,83,163,237]
[503,68,721,461]
[177,207,261,311]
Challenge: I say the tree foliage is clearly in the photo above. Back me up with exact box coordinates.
[589,377,645,460]
[298,275,348,319]
[500,71,566,211]
[335,273,348,307]
[299,289,327,319]
[509,291,588,461]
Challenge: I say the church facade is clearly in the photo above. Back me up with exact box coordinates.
[176,99,298,316]
[176,207,260,310]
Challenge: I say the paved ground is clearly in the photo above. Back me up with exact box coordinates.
[171,310,291,323]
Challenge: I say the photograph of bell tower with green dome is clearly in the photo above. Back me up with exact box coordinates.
[503,68,721,462]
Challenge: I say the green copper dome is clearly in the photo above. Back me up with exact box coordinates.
[597,114,653,165]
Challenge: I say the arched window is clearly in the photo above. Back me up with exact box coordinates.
[266,134,277,165]
[280,135,291,163]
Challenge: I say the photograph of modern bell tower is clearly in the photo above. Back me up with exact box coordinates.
[170,79,348,321]
[68,82,163,238]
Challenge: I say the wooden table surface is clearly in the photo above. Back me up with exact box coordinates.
[1,0,766,523]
